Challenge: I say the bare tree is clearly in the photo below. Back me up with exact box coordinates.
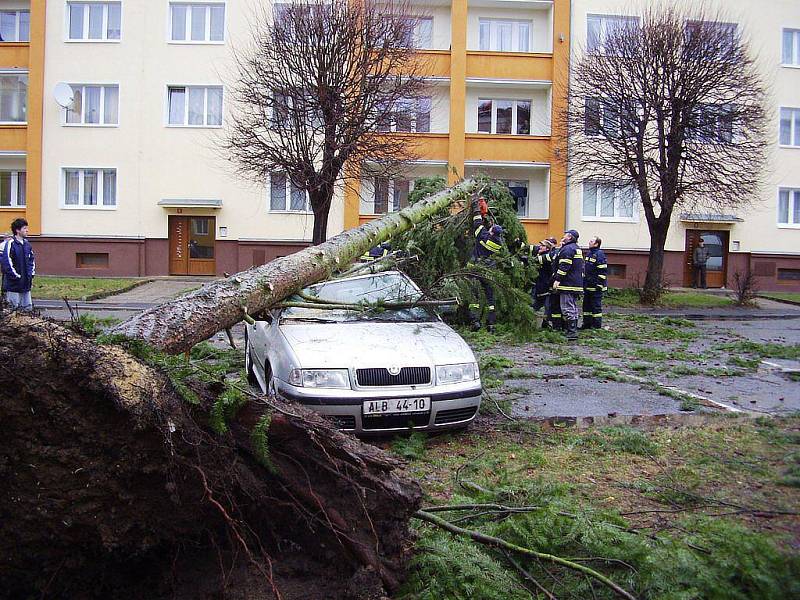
[225,0,429,245]
[564,6,768,303]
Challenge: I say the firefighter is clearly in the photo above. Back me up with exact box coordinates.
[551,229,584,341]
[360,241,392,263]
[517,237,557,329]
[582,236,608,329]
[469,198,503,332]
[546,238,563,330]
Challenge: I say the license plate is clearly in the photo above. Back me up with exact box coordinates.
[363,397,429,415]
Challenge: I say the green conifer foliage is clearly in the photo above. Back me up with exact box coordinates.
[394,176,539,335]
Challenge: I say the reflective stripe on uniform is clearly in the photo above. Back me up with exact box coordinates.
[484,239,502,251]
[468,303,480,309]
[487,305,495,311]
[560,258,573,264]
[556,269,567,276]
[558,285,583,292]
[597,263,607,268]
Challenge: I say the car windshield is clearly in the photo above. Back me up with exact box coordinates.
[281,272,436,323]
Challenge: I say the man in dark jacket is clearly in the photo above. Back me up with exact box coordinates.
[551,229,584,340]
[469,201,503,332]
[693,238,710,289]
[1,218,35,310]
[581,236,608,330]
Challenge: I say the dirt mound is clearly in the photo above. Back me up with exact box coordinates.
[0,313,420,599]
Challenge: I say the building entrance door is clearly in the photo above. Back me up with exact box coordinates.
[683,229,728,288]
[169,216,216,275]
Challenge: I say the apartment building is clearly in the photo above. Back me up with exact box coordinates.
[0,0,44,238]
[29,0,568,277]
[567,0,800,292]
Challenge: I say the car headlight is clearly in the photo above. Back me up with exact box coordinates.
[436,363,479,384]
[288,368,351,388]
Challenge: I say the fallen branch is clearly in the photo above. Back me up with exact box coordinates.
[502,550,559,600]
[414,510,638,600]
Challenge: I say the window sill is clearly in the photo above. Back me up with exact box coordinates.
[65,39,121,44]
[778,145,800,149]
[581,216,639,223]
[466,50,553,58]
[520,217,550,223]
[0,205,25,209]
[467,133,550,140]
[0,42,29,47]
[780,64,800,69]
[63,123,119,128]
[777,223,800,229]
[165,124,224,129]
[61,205,118,210]
[0,122,27,127]
[167,40,225,45]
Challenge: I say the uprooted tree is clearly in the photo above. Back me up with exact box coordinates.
[564,6,768,303]
[1,179,640,599]
[0,179,479,599]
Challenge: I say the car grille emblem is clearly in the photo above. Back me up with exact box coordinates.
[388,366,402,376]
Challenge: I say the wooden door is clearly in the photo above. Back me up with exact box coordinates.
[169,216,216,275]
[169,216,188,275]
[684,230,728,288]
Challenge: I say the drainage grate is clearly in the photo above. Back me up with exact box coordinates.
[362,413,430,430]
[434,406,478,425]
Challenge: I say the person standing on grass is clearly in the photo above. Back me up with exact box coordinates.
[693,238,710,289]
[581,236,608,330]
[551,229,584,341]
[1,218,35,311]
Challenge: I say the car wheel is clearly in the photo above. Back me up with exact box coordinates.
[244,330,259,388]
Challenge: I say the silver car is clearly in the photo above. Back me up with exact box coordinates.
[244,270,482,434]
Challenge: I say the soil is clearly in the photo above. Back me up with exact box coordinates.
[0,313,418,600]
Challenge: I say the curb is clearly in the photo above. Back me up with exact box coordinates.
[758,294,800,308]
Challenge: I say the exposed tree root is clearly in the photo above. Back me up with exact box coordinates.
[0,313,421,599]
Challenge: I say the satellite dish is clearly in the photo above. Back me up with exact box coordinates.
[54,82,75,109]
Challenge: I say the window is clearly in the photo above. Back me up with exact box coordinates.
[0,171,25,207]
[393,16,432,49]
[685,20,737,53]
[269,172,311,212]
[587,14,638,54]
[377,97,431,133]
[582,180,637,221]
[65,84,118,125]
[170,3,225,43]
[372,177,410,214]
[777,268,800,281]
[0,11,30,42]
[608,264,627,278]
[63,168,117,208]
[584,97,638,138]
[783,29,800,66]
[67,2,121,41]
[0,72,27,123]
[503,180,529,218]
[479,19,531,52]
[689,104,734,144]
[167,86,223,126]
[477,99,531,135]
[76,253,109,268]
[780,108,800,147]
[778,188,800,227]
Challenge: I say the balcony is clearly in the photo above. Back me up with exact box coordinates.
[467,0,553,54]
[358,162,449,221]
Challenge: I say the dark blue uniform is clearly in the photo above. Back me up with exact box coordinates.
[552,241,584,338]
[582,247,607,329]
[469,214,502,331]
[360,242,391,263]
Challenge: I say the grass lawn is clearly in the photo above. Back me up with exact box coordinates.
[606,287,734,308]
[761,292,800,304]
[32,276,145,300]
[393,416,800,599]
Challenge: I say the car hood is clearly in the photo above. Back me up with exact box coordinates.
[279,320,475,369]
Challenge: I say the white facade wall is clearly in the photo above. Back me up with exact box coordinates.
[567,0,800,257]
[41,1,352,245]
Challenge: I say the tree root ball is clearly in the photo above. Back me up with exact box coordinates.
[0,313,421,599]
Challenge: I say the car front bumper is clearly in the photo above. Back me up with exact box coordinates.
[274,380,482,434]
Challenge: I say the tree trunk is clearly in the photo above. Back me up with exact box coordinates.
[641,219,670,304]
[312,200,331,245]
[0,312,422,599]
[111,179,478,354]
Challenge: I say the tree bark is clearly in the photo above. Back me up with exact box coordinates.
[111,179,478,354]
[641,218,670,304]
